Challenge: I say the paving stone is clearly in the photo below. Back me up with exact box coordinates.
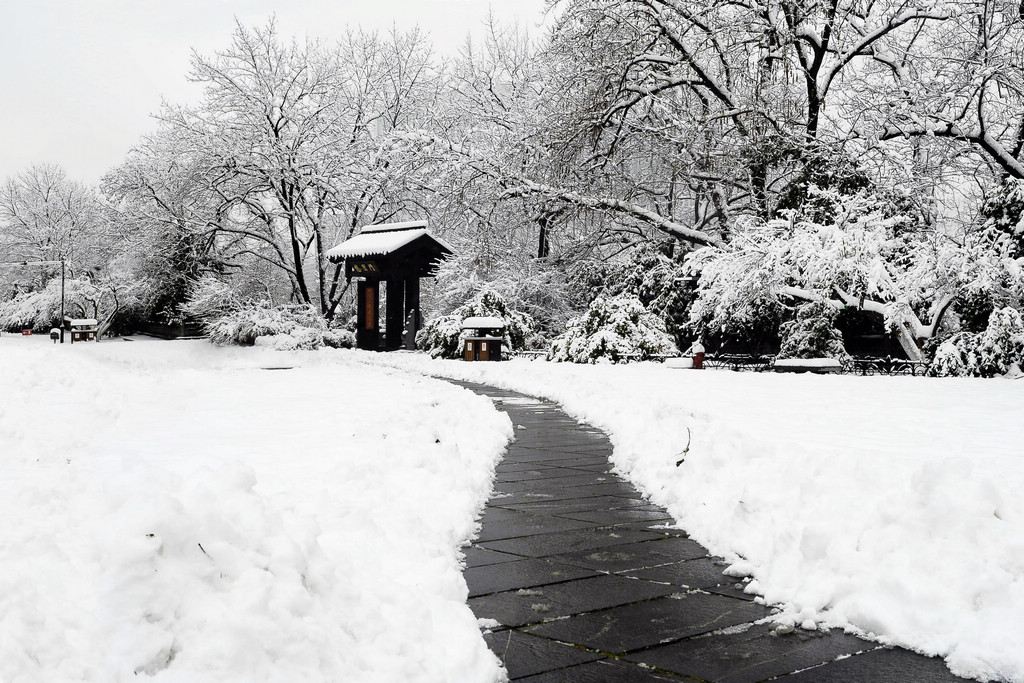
[480,525,664,558]
[555,508,674,525]
[526,444,614,456]
[497,467,599,482]
[543,456,614,468]
[475,513,601,543]
[622,556,734,589]
[505,449,605,464]
[500,496,662,515]
[614,520,691,536]
[774,644,966,682]
[483,630,603,679]
[516,658,684,682]
[470,573,679,628]
[462,544,522,568]
[496,462,561,473]
[466,557,599,597]
[706,583,759,602]
[555,462,614,472]
[479,506,543,524]
[494,472,615,492]
[549,537,709,573]
[524,592,769,654]
[486,485,639,506]
[624,622,874,683]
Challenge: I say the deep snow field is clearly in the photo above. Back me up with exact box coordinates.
[362,351,1024,683]
[0,336,511,682]
[4,336,1023,682]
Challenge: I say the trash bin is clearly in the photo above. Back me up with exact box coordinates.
[461,317,505,361]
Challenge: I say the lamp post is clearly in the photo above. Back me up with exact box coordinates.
[0,259,67,343]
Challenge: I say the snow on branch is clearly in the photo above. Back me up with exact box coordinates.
[880,122,1024,179]
[500,177,728,248]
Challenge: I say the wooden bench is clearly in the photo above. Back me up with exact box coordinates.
[772,358,843,374]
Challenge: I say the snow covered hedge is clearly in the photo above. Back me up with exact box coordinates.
[205,302,354,350]
[416,289,537,359]
[930,307,1024,377]
[548,294,678,363]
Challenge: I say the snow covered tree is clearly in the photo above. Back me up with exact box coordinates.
[0,265,144,336]
[126,21,445,321]
[685,190,1009,361]
[0,164,112,298]
[0,165,108,268]
[548,293,678,363]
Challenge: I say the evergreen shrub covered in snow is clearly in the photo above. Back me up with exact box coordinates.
[569,243,697,348]
[777,303,848,359]
[548,294,678,363]
[416,289,536,359]
[929,307,1024,377]
[205,302,354,350]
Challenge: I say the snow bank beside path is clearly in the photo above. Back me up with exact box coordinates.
[0,338,511,682]
[360,352,1024,683]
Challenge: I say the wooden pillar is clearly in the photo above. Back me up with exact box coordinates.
[406,277,421,328]
[356,279,379,350]
[402,278,421,349]
[384,278,405,350]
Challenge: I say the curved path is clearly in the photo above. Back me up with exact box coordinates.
[455,380,965,682]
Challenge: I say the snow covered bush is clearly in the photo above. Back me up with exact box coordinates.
[777,303,848,359]
[416,289,537,359]
[548,294,678,363]
[930,307,1024,377]
[181,276,241,321]
[206,302,354,349]
[569,244,697,349]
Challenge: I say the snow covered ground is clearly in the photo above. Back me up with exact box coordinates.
[361,352,1024,683]
[0,336,511,682]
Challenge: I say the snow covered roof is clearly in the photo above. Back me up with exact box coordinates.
[462,316,505,329]
[68,318,98,327]
[326,221,454,261]
[361,220,428,233]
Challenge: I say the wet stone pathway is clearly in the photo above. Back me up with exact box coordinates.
[454,380,966,682]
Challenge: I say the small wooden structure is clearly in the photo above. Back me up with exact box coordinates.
[65,318,98,343]
[327,221,453,351]
[462,316,505,362]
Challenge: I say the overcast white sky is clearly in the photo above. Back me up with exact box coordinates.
[0,0,551,185]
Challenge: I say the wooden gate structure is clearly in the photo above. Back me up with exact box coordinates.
[326,221,453,351]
